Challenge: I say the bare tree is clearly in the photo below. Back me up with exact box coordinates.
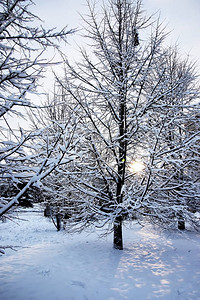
[53,0,199,249]
[0,0,75,218]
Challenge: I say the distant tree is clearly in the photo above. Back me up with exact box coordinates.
[0,0,75,218]
[136,48,200,230]
[54,0,199,248]
[27,83,81,230]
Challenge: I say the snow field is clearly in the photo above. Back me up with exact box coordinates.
[0,206,200,300]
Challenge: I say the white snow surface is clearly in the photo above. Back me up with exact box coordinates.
[0,205,200,300]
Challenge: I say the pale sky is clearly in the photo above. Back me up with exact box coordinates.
[33,0,200,68]
[4,0,199,131]
[143,0,200,65]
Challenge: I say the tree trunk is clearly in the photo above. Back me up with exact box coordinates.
[113,216,123,250]
[56,213,61,231]
[178,215,185,230]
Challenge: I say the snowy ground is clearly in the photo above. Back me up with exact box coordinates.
[0,206,200,300]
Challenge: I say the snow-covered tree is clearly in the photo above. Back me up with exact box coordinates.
[0,0,75,218]
[53,0,199,249]
[135,48,200,230]
[27,83,82,230]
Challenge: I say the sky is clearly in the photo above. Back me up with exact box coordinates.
[31,0,200,96]
[32,0,200,63]
[143,0,200,64]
